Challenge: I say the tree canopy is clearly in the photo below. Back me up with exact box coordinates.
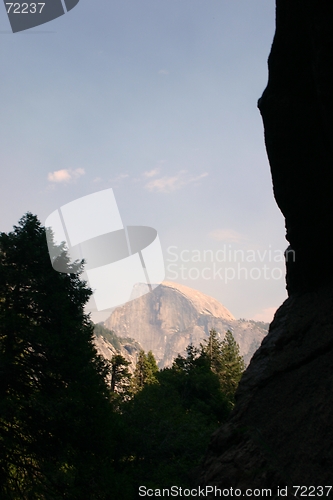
[201,328,245,404]
[0,213,125,498]
[131,349,159,393]
[0,213,247,498]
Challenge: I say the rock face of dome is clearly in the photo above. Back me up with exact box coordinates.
[104,281,267,368]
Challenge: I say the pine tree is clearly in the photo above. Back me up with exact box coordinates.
[110,354,132,394]
[201,328,224,374]
[120,341,231,488]
[201,329,245,404]
[131,349,158,392]
[0,213,120,498]
[146,350,159,378]
[219,329,245,400]
[173,344,201,374]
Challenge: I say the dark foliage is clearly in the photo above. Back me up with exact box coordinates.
[0,213,128,499]
[0,213,245,499]
[120,345,232,490]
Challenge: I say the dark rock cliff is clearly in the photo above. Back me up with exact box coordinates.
[199,287,333,495]
[258,0,333,295]
[198,1,333,494]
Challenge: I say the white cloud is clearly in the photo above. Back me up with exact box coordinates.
[145,170,208,193]
[143,168,160,178]
[208,228,244,243]
[158,69,169,75]
[48,168,85,183]
[48,169,71,183]
[252,307,277,323]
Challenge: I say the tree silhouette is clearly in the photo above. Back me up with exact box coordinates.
[219,329,245,400]
[0,213,123,498]
[131,349,158,393]
[110,354,132,395]
[201,329,245,405]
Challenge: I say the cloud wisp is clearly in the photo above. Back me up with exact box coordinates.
[48,168,85,184]
[208,228,244,243]
[145,170,208,193]
[143,168,160,178]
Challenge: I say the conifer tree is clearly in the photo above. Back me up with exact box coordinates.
[219,329,245,399]
[201,328,224,374]
[0,213,120,498]
[132,349,158,392]
[201,329,245,404]
[110,354,132,394]
[173,344,201,374]
[146,350,159,377]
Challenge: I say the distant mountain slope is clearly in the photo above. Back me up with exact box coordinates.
[104,281,268,367]
[93,324,141,374]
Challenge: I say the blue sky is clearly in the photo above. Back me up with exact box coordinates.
[0,0,288,322]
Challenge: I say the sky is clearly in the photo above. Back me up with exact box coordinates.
[0,0,288,323]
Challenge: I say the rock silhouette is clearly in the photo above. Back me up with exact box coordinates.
[258,0,333,295]
[198,1,333,493]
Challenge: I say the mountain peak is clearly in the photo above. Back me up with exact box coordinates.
[160,281,235,320]
[104,281,266,367]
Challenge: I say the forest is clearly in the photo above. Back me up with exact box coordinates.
[0,214,245,499]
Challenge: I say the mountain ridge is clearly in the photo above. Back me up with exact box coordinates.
[104,281,268,367]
